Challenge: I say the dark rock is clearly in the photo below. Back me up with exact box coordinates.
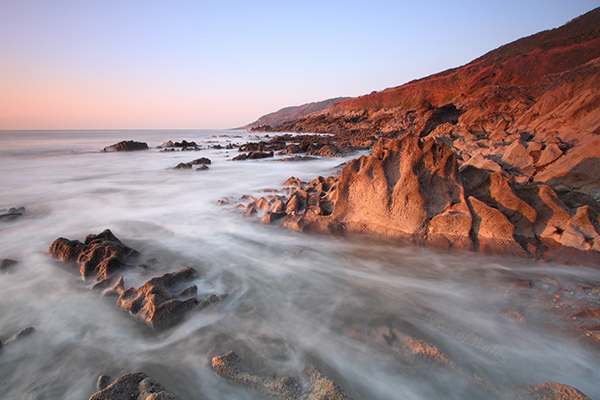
[102,141,149,152]
[211,350,352,400]
[48,229,139,282]
[173,157,212,170]
[97,375,111,391]
[232,151,274,161]
[89,372,177,400]
[0,206,25,222]
[11,327,35,341]
[0,259,18,271]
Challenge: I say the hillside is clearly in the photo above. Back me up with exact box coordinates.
[239,97,350,130]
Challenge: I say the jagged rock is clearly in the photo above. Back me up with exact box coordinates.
[89,372,177,400]
[468,197,528,256]
[48,229,138,282]
[461,153,503,172]
[111,267,224,330]
[534,136,600,196]
[97,375,112,391]
[0,259,18,271]
[535,143,563,168]
[520,382,591,400]
[261,211,287,225]
[501,140,534,176]
[102,141,149,152]
[211,351,352,400]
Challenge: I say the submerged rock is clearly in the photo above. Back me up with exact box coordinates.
[102,140,149,152]
[211,350,352,400]
[232,151,274,161]
[89,372,177,400]
[48,229,139,282]
[0,259,18,271]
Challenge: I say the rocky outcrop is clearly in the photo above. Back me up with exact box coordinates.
[211,351,352,400]
[89,372,177,400]
[232,151,274,161]
[235,135,600,266]
[102,141,149,152]
[48,229,139,283]
[109,267,226,330]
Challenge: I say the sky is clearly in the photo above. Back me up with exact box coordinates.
[1,0,598,130]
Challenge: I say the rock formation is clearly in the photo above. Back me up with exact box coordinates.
[109,267,226,330]
[48,229,139,283]
[211,350,352,400]
[232,134,600,266]
[102,140,149,152]
[89,372,177,400]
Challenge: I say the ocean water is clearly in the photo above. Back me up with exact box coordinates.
[0,130,599,399]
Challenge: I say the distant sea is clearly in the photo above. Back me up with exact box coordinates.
[0,130,599,399]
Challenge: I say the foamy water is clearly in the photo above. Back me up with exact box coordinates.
[0,130,599,399]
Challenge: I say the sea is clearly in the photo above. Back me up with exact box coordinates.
[0,129,599,399]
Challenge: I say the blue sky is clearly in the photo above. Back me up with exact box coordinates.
[1,0,598,129]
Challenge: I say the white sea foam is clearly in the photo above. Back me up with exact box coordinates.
[0,130,599,399]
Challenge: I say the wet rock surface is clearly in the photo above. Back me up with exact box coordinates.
[48,229,139,282]
[89,372,177,400]
[212,350,352,400]
[102,140,149,152]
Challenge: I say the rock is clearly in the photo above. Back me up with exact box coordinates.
[0,259,18,271]
[97,375,112,391]
[535,143,563,168]
[468,196,528,256]
[260,211,287,225]
[0,206,25,222]
[89,372,177,400]
[173,157,211,169]
[111,267,222,330]
[102,141,149,152]
[292,135,473,247]
[211,351,352,400]
[501,140,534,176]
[196,165,209,171]
[9,327,35,342]
[534,136,600,196]
[520,382,591,400]
[232,151,274,161]
[461,153,503,172]
[48,229,139,282]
